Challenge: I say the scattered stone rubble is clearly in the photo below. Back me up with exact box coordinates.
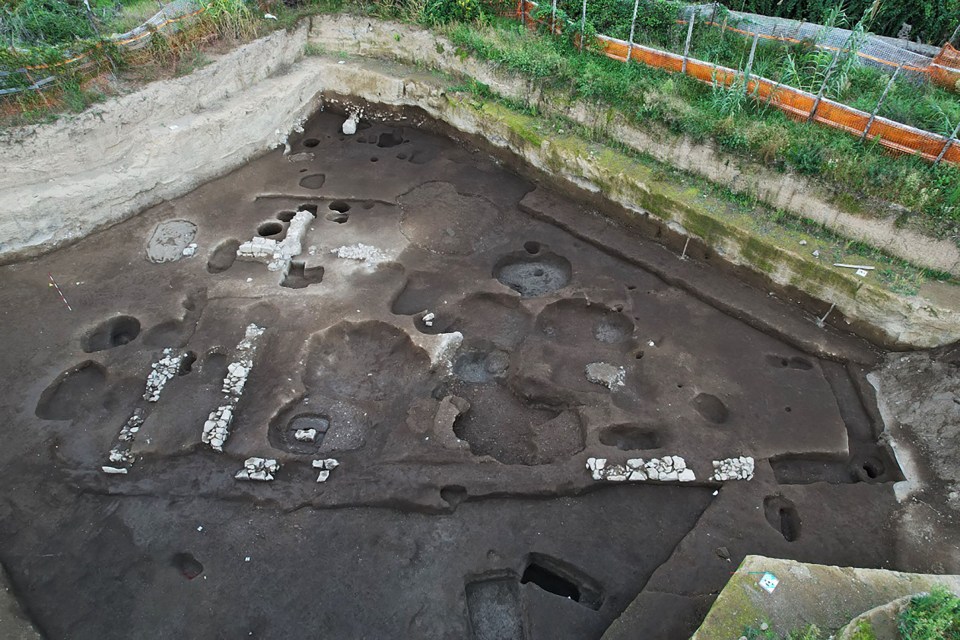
[143,349,189,402]
[422,312,435,327]
[587,456,696,482]
[585,362,625,389]
[202,324,265,452]
[117,409,145,443]
[105,349,190,474]
[235,457,280,482]
[237,209,312,272]
[312,458,340,482]
[330,243,388,265]
[711,456,755,481]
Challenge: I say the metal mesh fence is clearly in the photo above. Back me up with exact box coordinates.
[518,0,960,166]
[1,0,206,96]
[684,3,940,79]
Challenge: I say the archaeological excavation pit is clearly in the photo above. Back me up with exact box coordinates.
[0,104,948,640]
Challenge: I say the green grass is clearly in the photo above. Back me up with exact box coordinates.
[448,78,955,295]
[898,588,960,639]
[441,18,960,244]
[847,619,877,640]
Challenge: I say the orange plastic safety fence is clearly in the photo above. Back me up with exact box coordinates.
[931,43,960,92]
[516,0,959,166]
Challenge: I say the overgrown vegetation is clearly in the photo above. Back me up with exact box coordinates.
[445,17,960,242]
[898,587,960,639]
[734,0,960,46]
[0,0,261,125]
[683,5,960,134]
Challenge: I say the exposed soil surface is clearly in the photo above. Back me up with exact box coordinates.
[0,110,949,639]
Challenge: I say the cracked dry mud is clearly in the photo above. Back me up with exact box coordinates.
[0,109,952,639]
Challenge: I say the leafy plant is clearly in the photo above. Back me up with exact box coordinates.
[422,0,481,25]
[898,587,960,639]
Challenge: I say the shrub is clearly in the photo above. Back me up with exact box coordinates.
[422,0,480,25]
[898,587,960,639]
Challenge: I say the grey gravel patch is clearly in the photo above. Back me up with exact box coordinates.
[146,219,198,263]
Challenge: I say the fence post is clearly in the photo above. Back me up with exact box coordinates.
[743,31,760,92]
[860,64,902,143]
[681,10,696,74]
[935,120,960,166]
[807,49,841,123]
[580,0,588,51]
[551,0,557,34]
[627,0,640,64]
[950,22,960,46]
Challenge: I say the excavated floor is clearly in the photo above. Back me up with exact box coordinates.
[0,109,927,639]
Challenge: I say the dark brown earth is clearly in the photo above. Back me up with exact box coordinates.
[0,108,948,639]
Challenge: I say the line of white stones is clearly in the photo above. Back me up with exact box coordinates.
[202,324,265,452]
[103,348,191,474]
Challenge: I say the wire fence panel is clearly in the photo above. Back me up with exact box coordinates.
[1,0,206,95]
[516,0,960,166]
[680,3,940,79]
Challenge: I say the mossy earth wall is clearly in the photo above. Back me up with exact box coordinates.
[0,16,956,348]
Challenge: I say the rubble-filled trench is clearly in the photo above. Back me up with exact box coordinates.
[0,105,950,640]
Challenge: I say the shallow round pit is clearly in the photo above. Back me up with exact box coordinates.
[325,212,349,224]
[329,201,351,213]
[257,221,283,238]
[524,241,541,255]
[207,239,240,274]
[493,251,572,298]
[377,132,404,148]
[453,347,510,383]
[276,210,296,222]
[692,393,729,424]
[299,174,326,190]
[303,138,320,148]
